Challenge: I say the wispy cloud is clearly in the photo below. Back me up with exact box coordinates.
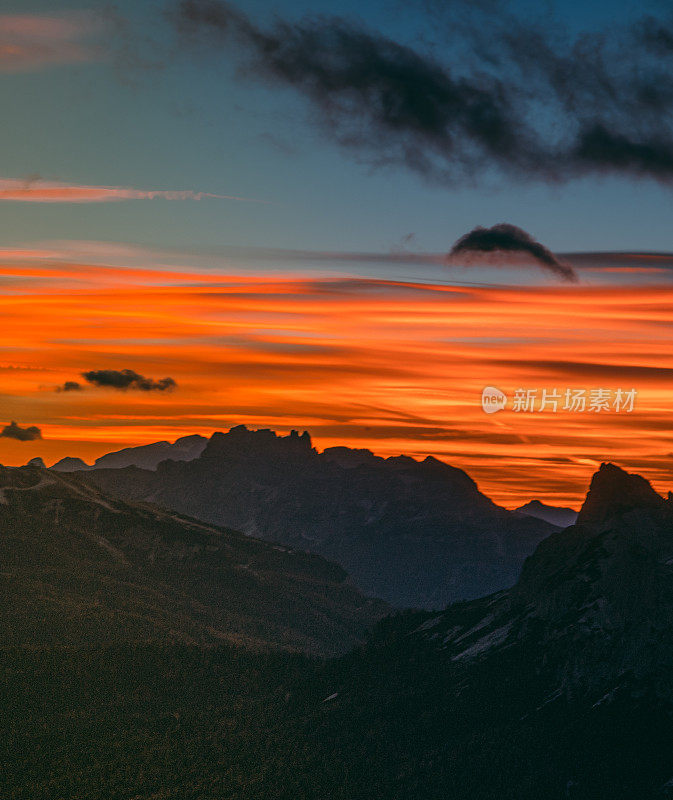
[0,177,260,203]
[0,13,104,72]
[2,240,673,289]
[1,248,672,503]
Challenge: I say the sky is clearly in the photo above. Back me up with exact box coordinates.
[2,0,673,507]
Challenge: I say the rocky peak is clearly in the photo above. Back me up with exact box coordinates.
[202,425,315,462]
[577,462,666,528]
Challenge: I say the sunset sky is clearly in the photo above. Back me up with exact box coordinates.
[2,0,673,507]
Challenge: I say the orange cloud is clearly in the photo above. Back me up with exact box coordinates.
[0,13,103,72]
[0,250,672,507]
[0,178,260,203]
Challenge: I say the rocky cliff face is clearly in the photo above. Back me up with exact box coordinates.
[406,463,673,697]
[577,461,667,527]
[313,464,673,798]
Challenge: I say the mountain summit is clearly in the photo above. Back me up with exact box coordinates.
[576,461,666,527]
[203,425,314,462]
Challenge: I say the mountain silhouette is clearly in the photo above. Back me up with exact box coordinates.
[577,461,666,527]
[515,498,578,527]
[408,463,673,689]
[0,464,386,656]
[298,462,673,798]
[49,456,92,472]
[81,425,557,608]
[6,461,673,799]
[50,434,208,472]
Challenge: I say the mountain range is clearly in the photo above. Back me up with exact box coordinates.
[49,434,208,472]
[4,460,673,798]
[75,426,557,608]
[0,465,385,656]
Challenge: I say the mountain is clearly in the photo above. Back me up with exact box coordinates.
[313,461,673,798]
[6,461,673,800]
[50,456,92,472]
[0,465,386,656]
[515,498,578,527]
[81,425,557,608]
[91,434,208,470]
[50,434,208,472]
[24,456,46,468]
[408,462,673,688]
[577,460,666,527]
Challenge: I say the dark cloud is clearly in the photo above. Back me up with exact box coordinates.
[448,224,577,282]
[572,125,673,179]
[635,15,673,55]
[56,380,84,392]
[173,1,673,187]
[1,421,42,441]
[175,0,528,184]
[82,369,177,391]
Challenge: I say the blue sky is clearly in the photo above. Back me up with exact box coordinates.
[1,0,673,258]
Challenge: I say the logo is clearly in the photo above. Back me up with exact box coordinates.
[479,386,637,414]
[481,386,507,414]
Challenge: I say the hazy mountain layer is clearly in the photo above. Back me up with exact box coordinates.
[50,434,208,472]
[514,498,578,527]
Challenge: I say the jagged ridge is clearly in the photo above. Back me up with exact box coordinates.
[82,425,557,608]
